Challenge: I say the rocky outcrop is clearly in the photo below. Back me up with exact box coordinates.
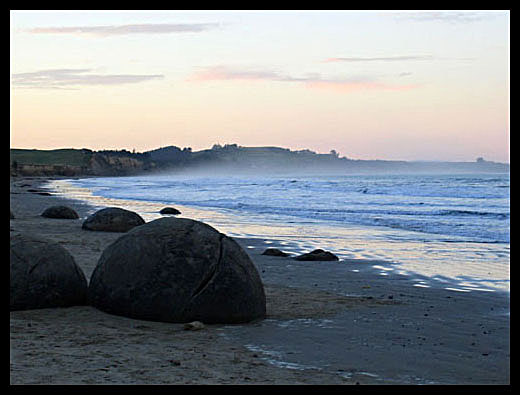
[41,205,79,219]
[88,217,266,324]
[10,233,88,311]
[88,153,151,176]
[10,150,156,178]
[10,210,14,219]
[82,207,145,232]
[294,249,339,261]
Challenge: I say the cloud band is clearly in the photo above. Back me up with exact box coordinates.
[12,68,164,89]
[26,23,220,37]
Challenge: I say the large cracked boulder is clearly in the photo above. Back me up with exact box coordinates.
[82,207,145,232]
[88,217,266,324]
[42,205,79,219]
[10,233,88,311]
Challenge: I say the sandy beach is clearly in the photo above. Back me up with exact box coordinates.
[10,176,510,385]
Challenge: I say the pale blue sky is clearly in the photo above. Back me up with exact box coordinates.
[11,10,509,162]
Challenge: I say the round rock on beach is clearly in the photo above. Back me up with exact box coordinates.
[82,207,145,232]
[10,233,88,311]
[160,207,181,215]
[88,217,266,324]
[294,249,339,261]
[261,248,290,257]
[41,205,79,219]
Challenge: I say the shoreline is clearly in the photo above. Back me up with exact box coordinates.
[10,175,510,384]
[45,174,510,294]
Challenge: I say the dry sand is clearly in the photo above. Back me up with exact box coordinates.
[10,176,510,385]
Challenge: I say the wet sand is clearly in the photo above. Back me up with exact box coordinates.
[10,176,510,384]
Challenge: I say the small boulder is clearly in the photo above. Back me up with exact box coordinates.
[10,233,88,311]
[82,207,145,232]
[88,217,266,324]
[261,248,289,257]
[160,207,181,215]
[294,249,339,261]
[42,205,79,219]
[184,321,205,331]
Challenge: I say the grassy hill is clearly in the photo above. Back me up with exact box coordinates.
[10,148,93,167]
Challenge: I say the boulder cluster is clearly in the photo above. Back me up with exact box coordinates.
[10,207,266,324]
[11,202,339,322]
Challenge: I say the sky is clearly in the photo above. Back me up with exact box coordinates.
[10,10,510,162]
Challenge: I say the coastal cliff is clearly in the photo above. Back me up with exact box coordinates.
[10,145,510,177]
[10,149,155,177]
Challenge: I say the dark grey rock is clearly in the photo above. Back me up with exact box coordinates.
[82,207,145,232]
[160,207,181,215]
[42,205,79,219]
[27,189,51,195]
[261,248,289,257]
[10,233,88,311]
[294,249,339,261]
[88,217,266,324]
[10,210,14,219]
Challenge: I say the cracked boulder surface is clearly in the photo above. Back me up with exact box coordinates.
[10,233,88,311]
[87,217,266,324]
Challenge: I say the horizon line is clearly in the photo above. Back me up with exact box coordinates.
[9,145,510,165]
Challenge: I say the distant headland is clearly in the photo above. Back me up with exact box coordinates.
[10,144,509,177]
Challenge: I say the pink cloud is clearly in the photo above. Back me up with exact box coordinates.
[188,66,419,92]
[27,23,220,37]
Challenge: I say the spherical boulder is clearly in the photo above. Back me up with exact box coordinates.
[10,233,88,311]
[82,207,145,232]
[88,217,266,324]
[294,249,339,261]
[160,207,181,215]
[42,205,79,219]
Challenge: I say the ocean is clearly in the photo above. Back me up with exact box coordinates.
[51,172,510,293]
